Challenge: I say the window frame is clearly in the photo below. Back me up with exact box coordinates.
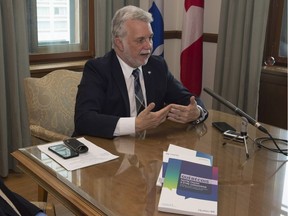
[29,0,95,64]
[264,0,287,67]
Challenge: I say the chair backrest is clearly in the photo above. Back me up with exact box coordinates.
[24,69,82,143]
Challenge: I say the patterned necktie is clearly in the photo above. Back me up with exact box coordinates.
[132,68,145,115]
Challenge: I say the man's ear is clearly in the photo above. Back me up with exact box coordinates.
[114,37,124,51]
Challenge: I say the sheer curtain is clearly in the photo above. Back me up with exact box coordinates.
[0,0,141,177]
[213,0,270,118]
[0,1,31,177]
[94,0,140,57]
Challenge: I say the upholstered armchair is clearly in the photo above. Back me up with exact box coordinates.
[24,69,82,145]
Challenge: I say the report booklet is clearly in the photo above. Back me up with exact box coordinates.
[156,144,213,187]
[158,158,218,216]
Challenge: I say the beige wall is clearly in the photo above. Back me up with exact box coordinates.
[139,0,222,109]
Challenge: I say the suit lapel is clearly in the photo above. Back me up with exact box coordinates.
[110,52,130,115]
[142,64,156,104]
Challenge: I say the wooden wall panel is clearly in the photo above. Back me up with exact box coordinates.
[258,67,287,129]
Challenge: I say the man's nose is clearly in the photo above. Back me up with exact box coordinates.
[144,38,153,49]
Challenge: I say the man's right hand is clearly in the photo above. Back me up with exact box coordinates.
[135,103,171,132]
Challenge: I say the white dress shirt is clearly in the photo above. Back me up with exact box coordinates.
[113,56,147,136]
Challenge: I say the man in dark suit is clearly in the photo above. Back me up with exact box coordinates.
[0,178,46,216]
[73,5,208,139]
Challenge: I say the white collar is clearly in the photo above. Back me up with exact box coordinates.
[116,55,143,78]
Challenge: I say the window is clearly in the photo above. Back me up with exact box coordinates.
[28,0,95,63]
[264,0,287,67]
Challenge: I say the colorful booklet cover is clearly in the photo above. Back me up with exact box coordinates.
[158,158,218,216]
[156,144,213,186]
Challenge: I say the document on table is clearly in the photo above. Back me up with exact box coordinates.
[156,144,214,186]
[38,137,119,171]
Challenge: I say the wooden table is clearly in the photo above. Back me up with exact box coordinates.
[12,110,288,216]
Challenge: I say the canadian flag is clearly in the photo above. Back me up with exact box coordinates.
[180,0,204,96]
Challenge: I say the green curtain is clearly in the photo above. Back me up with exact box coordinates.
[213,0,270,118]
[0,1,31,177]
[94,0,140,57]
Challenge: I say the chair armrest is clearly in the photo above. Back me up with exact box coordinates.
[30,125,70,143]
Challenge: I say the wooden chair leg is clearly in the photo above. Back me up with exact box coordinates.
[38,185,48,202]
[31,202,56,216]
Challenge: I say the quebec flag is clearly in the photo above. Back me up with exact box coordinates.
[149,0,164,56]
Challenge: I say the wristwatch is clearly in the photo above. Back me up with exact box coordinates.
[191,105,208,125]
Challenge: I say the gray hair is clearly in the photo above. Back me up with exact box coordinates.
[111,5,153,47]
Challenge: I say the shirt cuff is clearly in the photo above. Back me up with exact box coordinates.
[113,117,136,136]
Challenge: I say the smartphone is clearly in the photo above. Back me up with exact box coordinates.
[223,130,247,142]
[48,144,79,159]
[212,121,236,133]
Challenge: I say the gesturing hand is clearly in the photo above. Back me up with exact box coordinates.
[135,103,171,132]
[167,96,201,124]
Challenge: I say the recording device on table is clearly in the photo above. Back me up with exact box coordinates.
[223,130,247,142]
[212,119,248,142]
[212,118,250,158]
[204,87,287,156]
[48,138,89,159]
[49,144,79,159]
[212,121,236,133]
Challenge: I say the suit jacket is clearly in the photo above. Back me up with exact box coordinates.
[73,49,207,139]
[0,179,42,216]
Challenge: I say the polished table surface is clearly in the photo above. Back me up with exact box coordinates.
[12,110,288,216]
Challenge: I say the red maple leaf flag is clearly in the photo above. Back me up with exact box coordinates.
[180,0,204,96]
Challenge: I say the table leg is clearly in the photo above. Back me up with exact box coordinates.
[38,185,48,202]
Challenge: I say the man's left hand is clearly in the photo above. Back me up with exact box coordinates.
[167,96,201,124]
